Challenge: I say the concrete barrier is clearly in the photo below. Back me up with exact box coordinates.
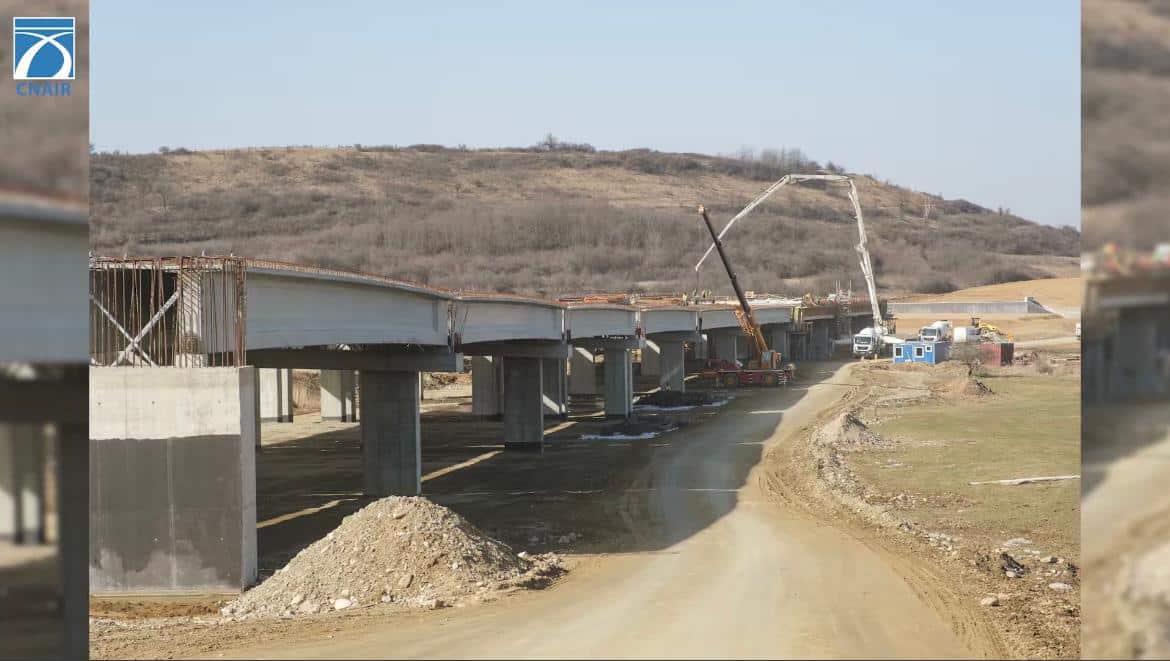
[89,367,258,593]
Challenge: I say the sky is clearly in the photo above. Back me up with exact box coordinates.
[89,1,1080,228]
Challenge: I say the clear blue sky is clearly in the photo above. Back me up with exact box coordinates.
[90,1,1080,228]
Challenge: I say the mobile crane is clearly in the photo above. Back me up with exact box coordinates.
[695,173,898,360]
[696,204,794,387]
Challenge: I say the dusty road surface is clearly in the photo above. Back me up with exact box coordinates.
[1083,403,1170,658]
[211,363,981,659]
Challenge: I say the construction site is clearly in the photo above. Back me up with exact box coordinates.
[79,174,1083,660]
[1081,244,1170,658]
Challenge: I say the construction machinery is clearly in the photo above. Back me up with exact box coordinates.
[696,173,899,359]
[969,317,1013,342]
[696,204,793,387]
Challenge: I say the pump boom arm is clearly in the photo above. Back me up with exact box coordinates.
[694,173,886,341]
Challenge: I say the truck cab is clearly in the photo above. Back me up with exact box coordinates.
[852,327,877,358]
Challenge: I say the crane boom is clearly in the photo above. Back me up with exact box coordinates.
[694,173,886,344]
[697,205,769,359]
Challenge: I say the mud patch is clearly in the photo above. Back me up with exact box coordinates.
[580,417,682,440]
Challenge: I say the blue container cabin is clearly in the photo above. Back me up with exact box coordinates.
[892,340,950,364]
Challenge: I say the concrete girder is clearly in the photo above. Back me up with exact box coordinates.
[458,340,568,359]
[249,347,462,372]
[1,199,88,363]
[566,305,638,341]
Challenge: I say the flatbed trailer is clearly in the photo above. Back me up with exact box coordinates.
[714,368,792,388]
[699,359,794,387]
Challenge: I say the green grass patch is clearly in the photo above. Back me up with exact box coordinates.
[856,374,1080,558]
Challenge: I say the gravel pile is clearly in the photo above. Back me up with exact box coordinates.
[222,496,563,619]
[815,412,890,451]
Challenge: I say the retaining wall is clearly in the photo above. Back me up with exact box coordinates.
[889,297,1050,316]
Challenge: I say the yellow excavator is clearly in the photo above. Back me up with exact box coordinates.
[970,317,1013,342]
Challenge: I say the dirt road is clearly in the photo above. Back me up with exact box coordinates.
[214,363,980,659]
[1083,403,1170,657]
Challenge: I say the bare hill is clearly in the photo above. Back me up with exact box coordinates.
[0,1,88,200]
[90,146,1079,297]
[1083,0,1170,249]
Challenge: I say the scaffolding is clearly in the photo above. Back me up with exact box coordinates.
[89,256,247,367]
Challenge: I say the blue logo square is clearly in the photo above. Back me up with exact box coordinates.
[13,17,75,80]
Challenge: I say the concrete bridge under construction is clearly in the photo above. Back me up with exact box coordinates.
[87,256,880,594]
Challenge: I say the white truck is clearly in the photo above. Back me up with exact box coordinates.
[852,327,877,358]
[918,320,952,343]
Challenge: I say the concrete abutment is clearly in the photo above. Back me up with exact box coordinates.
[89,367,258,593]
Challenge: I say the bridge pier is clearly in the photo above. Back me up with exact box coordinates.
[568,347,597,396]
[359,371,421,496]
[695,333,709,359]
[320,370,357,422]
[90,367,259,593]
[810,320,833,360]
[657,339,686,392]
[259,368,293,423]
[641,339,661,376]
[503,357,544,450]
[709,331,733,362]
[471,356,504,418]
[0,426,46,543]
[542,357,567,418]
[603,348,633,419]
[768,324,791,361]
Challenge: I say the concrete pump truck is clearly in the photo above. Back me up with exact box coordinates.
[695,174,900,368]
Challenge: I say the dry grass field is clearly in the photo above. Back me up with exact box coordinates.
[0,1,89,200]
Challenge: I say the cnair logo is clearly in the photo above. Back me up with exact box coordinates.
[13,17,75,80]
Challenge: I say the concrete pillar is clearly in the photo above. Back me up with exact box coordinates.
[770,326,790,361]
[641,339,661,376]
[542,358,567,418]
[696,333,709,359]
[503,357,544,450]
[16,430,45,544]
[471,356,503,417]
[320,369,357,422]
[714,332,739,364]
[604,348,633,419]
[658,340,686,392]
[57,419,87,659]
[569,347,597,396]
[0,425,46,544]
[0,428,14,541]
[817,322,832,360]
[259,368,293,422]
[359,371,421,496]
[90,367,258,592]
